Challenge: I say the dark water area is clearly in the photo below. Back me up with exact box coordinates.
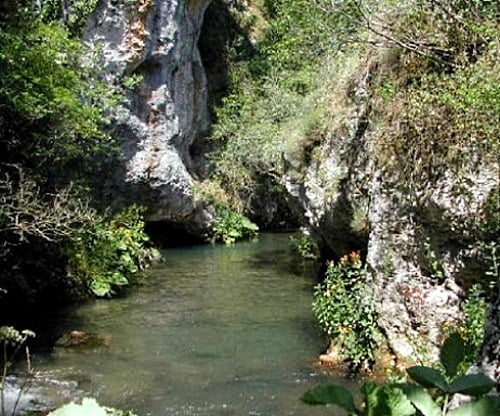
[30,233,354,415]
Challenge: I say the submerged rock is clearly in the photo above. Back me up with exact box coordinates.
[2,375,80,415]
[55,331,111,349]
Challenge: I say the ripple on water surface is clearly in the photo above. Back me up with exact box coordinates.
[34,233,353,415]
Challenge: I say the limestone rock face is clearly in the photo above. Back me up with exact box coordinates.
[284,66,499,369]
[84,0,213,234]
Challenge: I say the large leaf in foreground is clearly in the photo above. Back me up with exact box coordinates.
[449,374,496,396]
[407,366,448,392]
[301,384,358,413]
[448,397,500,416]
[48,398,107,416]
[363,383,416,416]
[379,385,416,416]
[402,385,441,416]
[440,332,465,378]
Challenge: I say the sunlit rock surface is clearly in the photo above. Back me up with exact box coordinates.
[284,63,499,371]
[84,0,214,234]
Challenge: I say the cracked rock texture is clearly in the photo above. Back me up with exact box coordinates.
[85,0,213,234]
[284,63,499,373]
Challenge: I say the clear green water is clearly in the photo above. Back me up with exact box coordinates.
[34,233,351,415]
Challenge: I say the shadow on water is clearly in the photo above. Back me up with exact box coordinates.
[29,233,354,415]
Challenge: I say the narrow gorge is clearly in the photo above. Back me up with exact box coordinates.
[0,0,498,414]
[85,0,499,380]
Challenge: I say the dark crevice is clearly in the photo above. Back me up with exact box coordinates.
[197,0,256,119]
[145,220,206,248]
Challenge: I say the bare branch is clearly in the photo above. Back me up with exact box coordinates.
[0,165,97,245]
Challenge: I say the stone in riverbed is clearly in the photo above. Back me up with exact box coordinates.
[55,331,111,349]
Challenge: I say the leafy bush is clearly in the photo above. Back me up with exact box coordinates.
[302,333,500,415]
[67,206,158,297]
[289,232,319,260]
[48,398,138,416]
[0,12,119,185]
[208,0,360,210]
[460,284,489,368]
[0,180,157,304]
[211,208,259,245]
[312,251,379,369]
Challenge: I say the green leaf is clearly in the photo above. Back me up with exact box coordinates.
[440,332,465,378]
[115,240,128,250]
[448,397,500,416]
[379,385,416,416]
[362,383,416,416]
[363,383,383,416]
[402,385,441,416]
[48,398,108,416]
[448,374,496,396]
[90,280,112,297]
[301,384,358,413]
[407,366,448,392]
[111,271,129,286]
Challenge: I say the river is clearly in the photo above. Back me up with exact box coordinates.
[31,233,352,415]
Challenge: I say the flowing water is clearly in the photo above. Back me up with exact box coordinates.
[32,233,352,415]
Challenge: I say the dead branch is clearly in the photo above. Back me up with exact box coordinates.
[0,166,98,245]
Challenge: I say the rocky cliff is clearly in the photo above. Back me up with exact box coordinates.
[84,0,214,235]
[284,57,499,373]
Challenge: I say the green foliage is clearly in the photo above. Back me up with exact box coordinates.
[0,15,119,183]
[423,239,446,282]
[211,208,259,245]
[377,79,398,101]
[67,206,158,297]
[0,186,157,303]
[302,333,500,416]
[312,251,379,369]
[288,232,319,260]
[40,0,100,35]
[47,398,138,416]
[0,6,148,307]
[258,0,341,73]
[208,0,360,210]
[460,285,489,367]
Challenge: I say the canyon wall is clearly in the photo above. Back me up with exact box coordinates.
[284,62,499,371]
[84,0,499,378]
[84,0,214,235]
